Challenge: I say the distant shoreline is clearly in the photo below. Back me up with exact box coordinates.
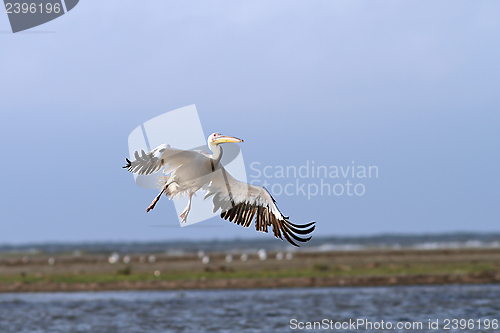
[2,272,500,293]
[1,247,500,293]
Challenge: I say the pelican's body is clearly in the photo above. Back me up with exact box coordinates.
[123,133,315,246]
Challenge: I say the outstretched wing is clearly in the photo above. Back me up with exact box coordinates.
[123,144,202,176]
[204,167,315,247]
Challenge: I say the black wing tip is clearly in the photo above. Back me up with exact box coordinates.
[219,202,316,247]
[123,158,132,169]
[287,220,316,229]
[282,220,316,247]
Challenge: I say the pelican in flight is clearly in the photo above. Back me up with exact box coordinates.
[123,133,315,246]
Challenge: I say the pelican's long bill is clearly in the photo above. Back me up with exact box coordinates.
[212,135,244,144]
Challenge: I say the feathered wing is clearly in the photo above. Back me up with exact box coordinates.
[123,144,203,176]
[204,167,316,247]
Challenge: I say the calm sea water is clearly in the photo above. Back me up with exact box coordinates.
[1,284,499,333]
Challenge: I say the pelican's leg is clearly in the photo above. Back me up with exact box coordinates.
[147,183,168,212]
[180,190,196,223]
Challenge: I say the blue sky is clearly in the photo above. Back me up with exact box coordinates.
[1,1,499,244]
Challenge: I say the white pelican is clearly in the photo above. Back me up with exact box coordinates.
[123,133,315,246]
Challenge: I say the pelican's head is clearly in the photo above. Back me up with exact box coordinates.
[208,132,244,146]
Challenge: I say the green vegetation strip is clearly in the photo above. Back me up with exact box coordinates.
[1,262,498,285]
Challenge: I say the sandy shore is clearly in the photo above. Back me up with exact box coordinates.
[1,248,500,292]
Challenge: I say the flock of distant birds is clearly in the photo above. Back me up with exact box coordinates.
[106,250,294,266]
[20,249,295,276]
[105,250,296,277]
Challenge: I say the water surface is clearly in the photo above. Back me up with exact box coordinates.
[1,284,499,332]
